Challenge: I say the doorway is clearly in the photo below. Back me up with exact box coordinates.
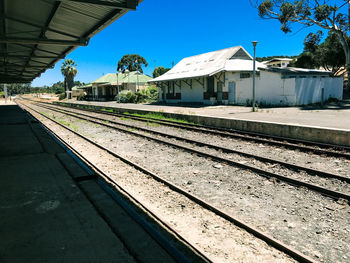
[207,76,214,96]
[217,82,223,103]
[228,82,236,104]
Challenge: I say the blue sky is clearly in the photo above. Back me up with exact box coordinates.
[32,0,317,86]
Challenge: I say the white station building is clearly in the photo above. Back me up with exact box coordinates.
[150,46,343,106]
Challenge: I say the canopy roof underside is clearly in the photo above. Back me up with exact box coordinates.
[0,0,140,83]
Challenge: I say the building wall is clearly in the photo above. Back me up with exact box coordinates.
[181,79,206,102]
[89,84,115,101]
[295,77,343,105]
[227,71,296,106]
[72,89,85,97]
[92,84,98,98]
[160,79,207,104]
[157,71,342,106]
[228,71,342,106]
[123,82,148,93]
[257,71,296,105]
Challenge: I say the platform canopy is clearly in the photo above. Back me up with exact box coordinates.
[0,0,141,83]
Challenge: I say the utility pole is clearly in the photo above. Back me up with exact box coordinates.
[116,70,120,103]
[252,41,258,112]
[4,83,8,103]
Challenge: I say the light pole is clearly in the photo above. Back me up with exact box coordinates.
[116,70,120,103]
[125,69,130,90]
[136,70,140,91]
[252,41,258,112]
[4,84,8,103]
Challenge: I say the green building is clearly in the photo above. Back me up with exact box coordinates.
[83,72,153,101]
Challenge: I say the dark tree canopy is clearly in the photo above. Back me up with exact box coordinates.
[117,54,148,73]
[255,0,350,87]
[291,52,315,68]
[292,30,346,75]
[152,66,170,78]
[0,83,31,95]
[256,1,349,33]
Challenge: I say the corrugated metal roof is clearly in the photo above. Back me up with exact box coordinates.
[264,58,294,64]
[150,46,264,82]
[261,67,332,75]
[0,0,142,83]
[93,71,152,84]
[210,59,266,76]
[79,83,92,89]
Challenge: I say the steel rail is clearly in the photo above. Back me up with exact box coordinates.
[52,101,350,159]
[32,102,350,202]
[52,101,350,152]
[16,100,212,263]
[18,99,318,263]
[37,102,350,184]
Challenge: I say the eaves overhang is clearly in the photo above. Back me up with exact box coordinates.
[0,0,142,83]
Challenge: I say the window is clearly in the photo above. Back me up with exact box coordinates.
[240,72,251,79]
[168,82,175,95]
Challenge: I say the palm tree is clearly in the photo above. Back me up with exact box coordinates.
[61,59,77,99]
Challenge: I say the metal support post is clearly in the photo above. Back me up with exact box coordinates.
[116,71,120,103]
[4,83,8,103]
[252,41,258,112]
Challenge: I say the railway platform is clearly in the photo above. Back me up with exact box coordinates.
[58,99,350,146]
[0,101,203,263]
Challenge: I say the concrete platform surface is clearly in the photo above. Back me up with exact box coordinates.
[57,99,350,146]
[62,99,350,131]
[0,104,137,263]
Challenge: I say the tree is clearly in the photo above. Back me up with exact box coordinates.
[152,66,170,78]
[291,52,315,68]
[117,54,148,73]
[255,0,350,87]
[0,83,31,95]
[60,59,78,98]
[291,30,346,75]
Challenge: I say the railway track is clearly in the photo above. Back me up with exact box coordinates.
[52,101,350,159]
[17,98,320,263]
[16,99,213,263]
[32,101,350,202]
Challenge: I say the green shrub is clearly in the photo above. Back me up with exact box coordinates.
[118,86,159,104]
[58,92,66,100]
[148,85,159,101]
[77,94,85,101]
[135,86,159,103]
[326,97,339,103]
[135,89,149,103]
[55,86,65,94]
[119,91,137,103]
